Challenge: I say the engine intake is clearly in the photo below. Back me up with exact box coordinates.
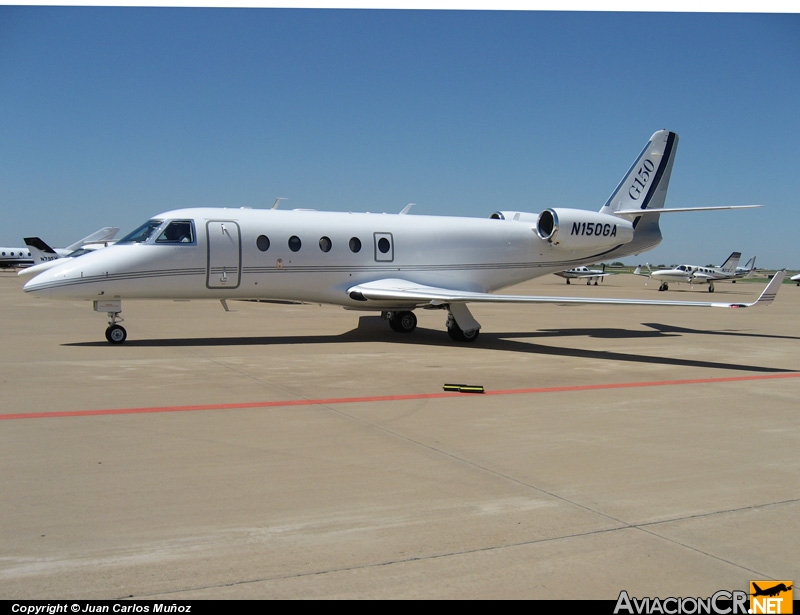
[536,208,634,250]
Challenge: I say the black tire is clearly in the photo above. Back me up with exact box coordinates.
[460,328,479,343]
[390,311,417,333]
[105,325,127,344]
[447,323,479,343]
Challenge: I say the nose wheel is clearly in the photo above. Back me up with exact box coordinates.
[103,309,126,344]
[94,301,127,344]
[105,323,127,344]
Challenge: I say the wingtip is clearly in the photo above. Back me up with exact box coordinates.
[753,270,785,306]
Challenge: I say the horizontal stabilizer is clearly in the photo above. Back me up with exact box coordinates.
[614,204,762,217]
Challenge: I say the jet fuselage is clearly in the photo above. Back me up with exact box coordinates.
[23,207,635,308]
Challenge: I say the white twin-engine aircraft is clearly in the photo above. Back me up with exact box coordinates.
[23,130,784,344]
[633,252,757,292]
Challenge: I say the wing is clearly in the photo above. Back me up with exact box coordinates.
[348,271,784,309]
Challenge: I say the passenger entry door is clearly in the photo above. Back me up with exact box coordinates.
[206,221,241,289]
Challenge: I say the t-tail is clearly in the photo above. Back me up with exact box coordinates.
[719,251,742,273]
[600,129,679,255]
[24,237,60,265]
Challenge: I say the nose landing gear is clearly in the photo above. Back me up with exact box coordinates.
[94,299,127,344]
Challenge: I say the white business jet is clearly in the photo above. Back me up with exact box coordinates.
[2,227,118,270]
[554,265,610,285]
[633,251,756,292]
[19,227,120,278]
[22,130,784,344]
[0,246,33,268]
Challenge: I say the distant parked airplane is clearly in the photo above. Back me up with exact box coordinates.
[554,265,610,285]
[18,228,119,278]
[633,252,756,292]
[734,256,757,280]
[2,227,118,270]
[0,245,32,268]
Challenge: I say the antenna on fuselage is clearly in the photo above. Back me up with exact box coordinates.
[272,197,288,210]
[399,203,415,215]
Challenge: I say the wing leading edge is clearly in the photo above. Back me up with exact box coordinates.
[348,271,785,310]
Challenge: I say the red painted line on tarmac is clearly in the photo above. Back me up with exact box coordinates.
[3,372,799,421]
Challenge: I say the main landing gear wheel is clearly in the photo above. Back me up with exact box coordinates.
[447,323,480,343]
[105,324,127,344]
[658,282,669,291]
[388,311,417,333]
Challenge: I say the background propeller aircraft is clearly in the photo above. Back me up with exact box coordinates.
[633,251,757,292]
[22,130,780,344]
[554,264,610,285]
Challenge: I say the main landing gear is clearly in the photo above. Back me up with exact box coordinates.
[446,319,480,343]
[382,304,481,343]
[385,310,417,333]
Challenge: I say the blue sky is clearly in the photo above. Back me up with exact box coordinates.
[1,7,798,268]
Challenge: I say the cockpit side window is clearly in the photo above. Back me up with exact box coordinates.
[117,220,164,244]
[156,220,195,244]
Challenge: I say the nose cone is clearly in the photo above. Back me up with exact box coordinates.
[22,249,109,298]
[18,258,71,278]
[23,263,63,296]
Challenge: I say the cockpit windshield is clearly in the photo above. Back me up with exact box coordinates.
[116,219,195,245]
[117,220,164,244]
[156,220,194,243]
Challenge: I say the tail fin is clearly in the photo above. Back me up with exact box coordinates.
[600,130,679,254]
[24,237,59,265]
[719,251,741,272]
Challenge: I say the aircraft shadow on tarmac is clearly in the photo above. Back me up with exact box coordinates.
[66,316,796,374]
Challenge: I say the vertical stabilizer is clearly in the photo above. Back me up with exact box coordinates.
[719,251,741,272]
[24,237,59,265]
[600,130,679,253]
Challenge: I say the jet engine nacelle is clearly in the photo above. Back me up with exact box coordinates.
[536,208,634,250]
